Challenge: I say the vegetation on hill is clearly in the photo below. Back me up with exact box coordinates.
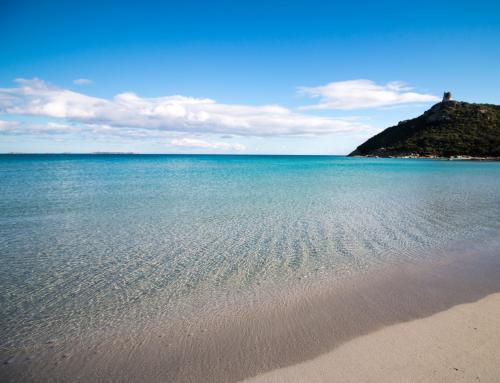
[349,101,500,158]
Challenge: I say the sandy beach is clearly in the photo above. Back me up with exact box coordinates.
[2,241,500,383]
[244,292,500,383]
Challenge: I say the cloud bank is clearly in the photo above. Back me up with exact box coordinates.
[171,138,246,151]
[0,120,77,135]
[0,78,370,138]
[299,79,439,110]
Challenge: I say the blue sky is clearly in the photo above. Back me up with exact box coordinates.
[1,0,499,154]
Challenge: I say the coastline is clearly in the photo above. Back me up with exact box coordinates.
[349,154,500,161]
[2,237,500,382]
[243,291,500,383]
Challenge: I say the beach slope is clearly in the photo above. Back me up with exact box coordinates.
[244,292,500,383]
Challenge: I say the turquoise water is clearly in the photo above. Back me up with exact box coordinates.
[1,154,500,348]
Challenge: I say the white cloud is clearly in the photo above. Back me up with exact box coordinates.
[0,120,20,132]
[298,79,439,110]
[0,78,370,137]
[171,138,246,151]
[0,119,77,135]
[73,78,93,85]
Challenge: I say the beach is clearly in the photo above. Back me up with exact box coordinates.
[2,239,500,382]
[244,292,500,383]
[1,155,500,382]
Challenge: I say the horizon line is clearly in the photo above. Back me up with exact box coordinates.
[0,152,350,156]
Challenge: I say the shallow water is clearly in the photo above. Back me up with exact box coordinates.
[1,154,500,349]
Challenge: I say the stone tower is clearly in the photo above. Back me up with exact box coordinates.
[442,91,452,102]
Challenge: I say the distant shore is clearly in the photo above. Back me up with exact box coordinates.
[350,154,500,161]
[2,152,500,160]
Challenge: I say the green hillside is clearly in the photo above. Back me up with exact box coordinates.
[349,101,500,158]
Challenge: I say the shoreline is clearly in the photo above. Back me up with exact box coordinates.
[349,154,500,161]
[243,291,500,383]
[2,239,500,382]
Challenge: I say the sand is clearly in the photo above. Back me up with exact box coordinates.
[243,292,500,383]
[2,245,500,382]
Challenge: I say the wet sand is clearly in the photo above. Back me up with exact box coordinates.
[2,241,500,382]
[244,292,500,382]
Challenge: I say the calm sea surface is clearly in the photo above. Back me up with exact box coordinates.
[1,154,500,348]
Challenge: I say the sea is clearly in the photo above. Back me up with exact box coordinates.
[1,154,500,351]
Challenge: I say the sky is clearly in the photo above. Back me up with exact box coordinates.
[1,0,499,154]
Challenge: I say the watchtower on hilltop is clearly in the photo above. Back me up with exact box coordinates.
[442,91,452,102]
